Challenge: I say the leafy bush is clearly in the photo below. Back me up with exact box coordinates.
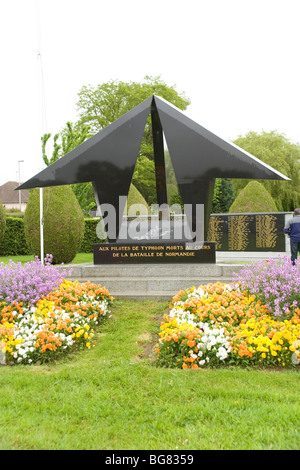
[0,200,6,245]
[80,218,102,252]
[0,217,104,256]
[229,181,278,213]
[24,186,85,264]
[0,217,30,256]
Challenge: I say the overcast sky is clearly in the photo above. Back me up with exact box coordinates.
[0,0,299,186]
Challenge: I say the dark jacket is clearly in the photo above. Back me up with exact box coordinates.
[284,215,300,242]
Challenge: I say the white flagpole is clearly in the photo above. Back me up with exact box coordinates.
[36,0,46,265]
[40,188,44,264]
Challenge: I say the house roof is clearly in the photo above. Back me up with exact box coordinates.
[0,181,29,204]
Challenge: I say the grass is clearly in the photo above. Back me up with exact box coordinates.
[0,298,299,450]
[0,252,93,265]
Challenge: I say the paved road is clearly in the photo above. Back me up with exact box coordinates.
[216,251,291,264]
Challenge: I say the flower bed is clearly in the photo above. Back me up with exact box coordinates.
[0,257,113,364]
[155,282,300,369]
[233,255,300,317]
[0,254,69,305]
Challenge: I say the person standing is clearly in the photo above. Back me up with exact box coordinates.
[284,208,300,264]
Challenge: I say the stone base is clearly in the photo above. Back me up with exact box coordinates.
[67,263,243,300]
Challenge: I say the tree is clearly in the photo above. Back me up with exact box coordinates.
[131,155,157,205]
[41,122,96,212]
[41,121,92,167]
[42,76,191,210]
[71,182,97,213]
[229,181,278,213]
[76,75,190,159]
[233,131,300,211]
[212,178,235,213]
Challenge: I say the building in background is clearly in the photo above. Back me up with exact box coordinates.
[0,181,29,212]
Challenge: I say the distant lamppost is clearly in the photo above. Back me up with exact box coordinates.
[18,160,24,211]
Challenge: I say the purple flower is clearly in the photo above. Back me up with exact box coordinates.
[0,254,72,305]
[233,255,300,317]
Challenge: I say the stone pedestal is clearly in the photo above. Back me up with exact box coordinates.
[67,261,243,300]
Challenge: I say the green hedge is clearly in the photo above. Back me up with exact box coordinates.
[80,218,104,253]
[0,217,30,256]
[0,217,103,256]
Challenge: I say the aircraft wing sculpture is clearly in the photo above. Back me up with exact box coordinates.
[18,95,289,242]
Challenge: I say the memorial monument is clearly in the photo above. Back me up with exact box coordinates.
[18,95,289,265]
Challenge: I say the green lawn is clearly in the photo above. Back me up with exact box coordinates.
[0,299,299,450]
[0,252,93,265]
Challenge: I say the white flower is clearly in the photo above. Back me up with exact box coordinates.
[216,347,228,360]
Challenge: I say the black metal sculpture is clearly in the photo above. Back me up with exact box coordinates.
[18,95,289,243]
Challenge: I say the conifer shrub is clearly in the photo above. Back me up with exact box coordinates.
[0,200,6,245]
[125,184,149,216]
[24,186,84,264]
[229,181,278,213]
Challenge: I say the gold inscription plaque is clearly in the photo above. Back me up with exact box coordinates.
[208,213,285,252]
[228,215,254,251]
[256,215,277,248]
[207,216,224,249]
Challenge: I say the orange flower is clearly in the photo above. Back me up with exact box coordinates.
[237,341,253,358]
